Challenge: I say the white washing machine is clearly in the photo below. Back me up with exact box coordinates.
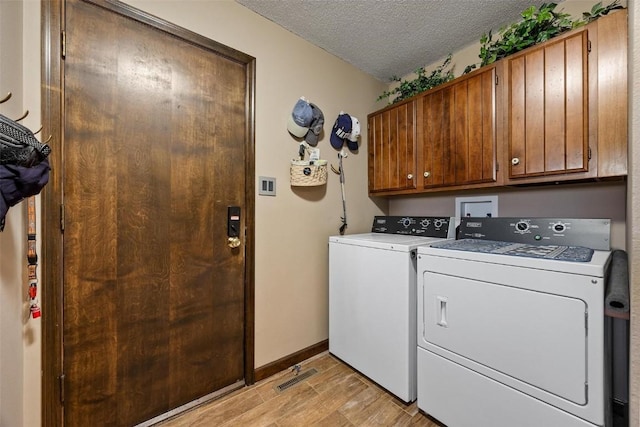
[329,216,455,402]
[417,217,613,427]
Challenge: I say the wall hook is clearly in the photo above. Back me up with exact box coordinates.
[43,135,52,144]
[33,125,43,135]
[15,110,29,122]
[0,92,11,104]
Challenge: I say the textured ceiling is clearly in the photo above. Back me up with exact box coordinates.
[236,0,548,81]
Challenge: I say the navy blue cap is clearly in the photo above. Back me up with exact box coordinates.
[330,113,352,149]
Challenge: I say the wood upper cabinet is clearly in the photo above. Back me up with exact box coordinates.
[367,10,627,195]
[592,10,628,178]
[368,100,417,193]
[505,10,627,183]
[418,66,498,189]
[506,29,590,180]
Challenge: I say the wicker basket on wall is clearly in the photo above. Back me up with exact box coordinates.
[290,160,328,186]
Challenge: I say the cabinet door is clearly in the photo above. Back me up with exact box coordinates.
[594,10,627,177]
[419,67,497,188]
[368,101,417,192]
[507,30,589,179]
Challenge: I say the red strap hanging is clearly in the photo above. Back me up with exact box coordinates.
[27,196,40,319]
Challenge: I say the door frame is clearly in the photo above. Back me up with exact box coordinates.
[40,1,256,424]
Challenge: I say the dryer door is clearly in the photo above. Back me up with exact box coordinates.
[420,272,587,404]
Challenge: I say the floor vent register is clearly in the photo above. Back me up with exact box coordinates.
[274,368,318,392]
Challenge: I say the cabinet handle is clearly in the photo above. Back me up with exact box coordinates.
[423,171,430,178]
[407,174,413,180]
[511,157,520,166]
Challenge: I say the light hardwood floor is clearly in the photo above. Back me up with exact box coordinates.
[159,352,444,426]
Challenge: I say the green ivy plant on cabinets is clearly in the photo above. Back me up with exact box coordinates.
[378,0,624,105]
[376,54,455,105]
[479,0,623,67]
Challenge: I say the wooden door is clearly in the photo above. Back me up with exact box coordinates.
[419,67,497,188]
[367,100,416,193]
[507,30,589,179]
[44,1,255,425]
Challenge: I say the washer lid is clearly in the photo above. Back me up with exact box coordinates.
[329,233,450,251]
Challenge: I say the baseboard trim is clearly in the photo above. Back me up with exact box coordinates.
[254,339,329,382]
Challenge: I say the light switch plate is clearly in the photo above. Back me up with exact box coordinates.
[259,176,276,196]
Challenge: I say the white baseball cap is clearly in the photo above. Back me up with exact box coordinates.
[346,115,360,151]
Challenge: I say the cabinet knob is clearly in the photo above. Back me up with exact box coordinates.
[511,157,520,166]
[407,174,413,180]
[424,171,431,178]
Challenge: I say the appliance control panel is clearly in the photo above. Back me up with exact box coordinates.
[372,216,455,238]
[458,217,611,250]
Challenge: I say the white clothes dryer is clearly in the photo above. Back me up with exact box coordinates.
[417,217,613,427]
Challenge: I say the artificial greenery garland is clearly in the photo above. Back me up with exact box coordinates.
[376,54,455,104]
[378,1,623,104]
[479,0,622,67]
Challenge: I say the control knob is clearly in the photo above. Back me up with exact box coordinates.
[552,222,566,233]
[515,221,529,232]
[401,217,413,228]
[434,219,445,228]
[420,219,431,228]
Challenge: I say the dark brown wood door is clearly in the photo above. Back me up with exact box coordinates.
[61,1,253,425]
[419,67,497,188]
[507,30,589,179]
[367,100,416,193]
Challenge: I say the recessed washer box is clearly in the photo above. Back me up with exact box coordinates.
[455,195,498,219]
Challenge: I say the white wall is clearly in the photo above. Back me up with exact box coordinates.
[0,1,41,426]
[627,0,639,425]
[0,4,24,426]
